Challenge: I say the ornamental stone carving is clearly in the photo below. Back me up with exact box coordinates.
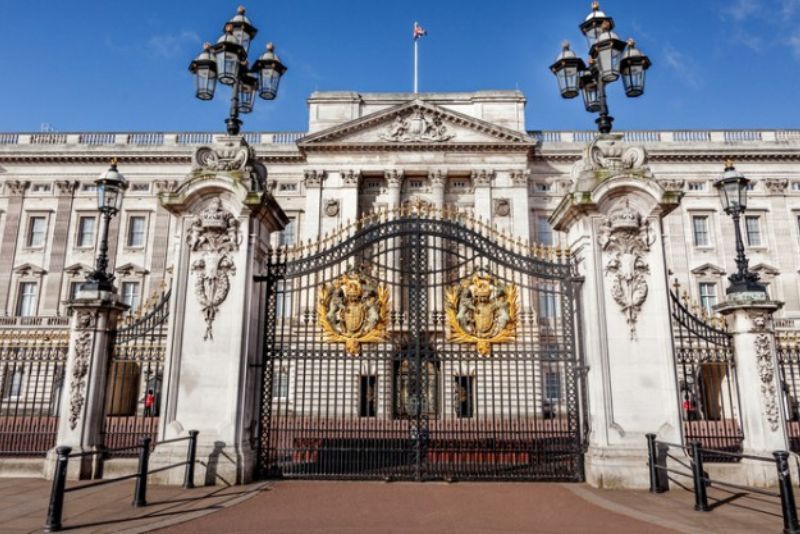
[69,311,94,430]
[324,199,340,217]
[571,133,651,188]
[752,315,780,431]
[446,271,518,356]
[510,170,529,187]
[342,169,360,187]
[598,201,656,339]
[192,139,252,173]
[317,271,389,355]
[429,169,446,186]
[494,199,511,217]
[471,170,495,187]
[154,180,179,194]
[379,111,454,142]
[385,169,403,187]
[54,180,79,195]
[187,198,241,341]
[764,178,789,195]
[5,180,29,196]
[659,179,685,192]
[303,169,325,187]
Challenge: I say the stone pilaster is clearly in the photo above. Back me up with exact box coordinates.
[509,170,530,240]
[471,169,494,221]
[43,181,78,314]
[302,170,324,242]
[551,134,683,489]
[47,290,128,479]
[340,169,360,224]
[0,181,28,314]
[149,184,177,292]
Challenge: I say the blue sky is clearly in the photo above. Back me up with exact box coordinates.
[2,0,800,132]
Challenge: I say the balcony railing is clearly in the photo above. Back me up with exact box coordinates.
[0,316,70,327]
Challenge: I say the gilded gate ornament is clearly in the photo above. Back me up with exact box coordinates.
[446,271,518,356]
[317,272,389,355]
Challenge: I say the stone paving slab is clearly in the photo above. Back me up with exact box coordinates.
[0,477,268,534]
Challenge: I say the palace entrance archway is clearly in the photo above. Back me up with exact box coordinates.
[256,207,586,481]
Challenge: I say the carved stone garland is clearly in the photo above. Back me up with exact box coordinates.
[187,198,241,341]
[598,201,655,339]
[752,313,781,432]
[379,110,454,142]
[69,312,94,430]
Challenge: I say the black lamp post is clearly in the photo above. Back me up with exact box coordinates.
[714,160,767,296]
[550,2,651,133]
[85,158,128,293]
[189,7,287,136]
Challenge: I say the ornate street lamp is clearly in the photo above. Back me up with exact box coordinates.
[714,160,767,296]
[550,2,651,133]
[189,7,287,135]
[85,158,128,293]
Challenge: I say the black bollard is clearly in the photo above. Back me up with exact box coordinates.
[133,437,151,507]
[773,451,800,534]
[43,446,72,532]
[646,433,658,493]
[690,441,710,512]
[183,430,199,489]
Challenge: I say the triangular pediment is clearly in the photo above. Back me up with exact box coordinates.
[64,262,93,277]
[751,263,780,277]
[690,263,726,276]
[115,263,149,276]
[13,263,47,276]
[298,100,534,150]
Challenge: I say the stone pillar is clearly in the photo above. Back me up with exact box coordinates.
[716,297,787,484]
[340,169,360,223]
[509,170,530,240]
[302,170,324,242]
[551,134,683,488]
[429,170,445,210]
[47,290,128,479]
[385,169,403,209]
[471,169,494,220]
[156,136,287,485]
[43,181,78,314]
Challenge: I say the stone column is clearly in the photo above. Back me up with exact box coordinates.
[429,170,446,210]
[47,290,128,479]
[0,181,28,314]
[302,170,324,242]
[385,169,403,209]
[471,170,494,220]
[551,134,683,488]
[716,297,787,485]
[509,170,530,240]
[156,136,287,485]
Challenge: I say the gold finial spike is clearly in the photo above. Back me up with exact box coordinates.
[724,158,735,170]
[592,1,600,11]
[237,5,246,14]
[562,40,571,50]
[110,156,118,166]
[627,38,636,47]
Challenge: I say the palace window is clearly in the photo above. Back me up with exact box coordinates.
[359,375,377,417]
[27,216,47,248]
[127,216,147,247]
[279,183,298,192]
[542,367,562,419]
[746,182,756,191]
[537,216,554,245]
[688,182,705,192]
[81,183,97,192]
[408,180,424,189]
[534,182,551,192]
[792,182,800,192]
[16,282,38,316]
[745,215,763,247]
[453,375,475,418]
[273,367,290,399]
[130,183,150,193]
[279,218,296,246]
[450,179,467,189]
[2,368,24,399]
[121,281,140,311]
[31,184,51,193]
[538,291,559,322]
[692,215,710,247]
[394,359,438,418]
[76,216,96,248]
[699,283,718,313]
[69,281,87,300]
[275,280,292,318]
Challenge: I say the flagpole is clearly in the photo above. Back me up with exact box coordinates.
[413,34,419,94]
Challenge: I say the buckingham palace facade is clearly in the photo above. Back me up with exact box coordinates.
[1,90,799,486]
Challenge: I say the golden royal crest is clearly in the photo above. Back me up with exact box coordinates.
[446,271,518,356]
[318,272,390,355]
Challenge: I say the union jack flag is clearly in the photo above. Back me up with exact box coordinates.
[413,22,427,40]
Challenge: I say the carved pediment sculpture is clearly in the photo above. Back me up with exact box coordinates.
[446,270,518,356]
[187,198,241,341]
[317,271,390,355]
[571,133,652,190]
[598,200,656,339]
[379,110,455,143]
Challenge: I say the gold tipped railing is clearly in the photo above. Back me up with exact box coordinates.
[671,278,727,331]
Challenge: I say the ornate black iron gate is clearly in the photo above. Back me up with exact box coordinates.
[258,208,585,481]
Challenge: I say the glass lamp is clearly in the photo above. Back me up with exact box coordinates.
[213,25,245,85]
[189,43,217,101]
[226,6,258,54]
[620,39,651,97]
[251,43,287,100]
[550,41,586,99]
[714,160,749,214]
[96,158,128,214]
[579,1,614,47]
[591,25,626,82]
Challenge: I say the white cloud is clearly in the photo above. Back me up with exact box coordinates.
[662,44,703,89]
[724,0,761,20]
[789,33,800,58]
[146,31,201,59]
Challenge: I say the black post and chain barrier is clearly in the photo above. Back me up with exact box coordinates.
[690,441,710,512]
[43,431,198,532]
[774,451,800,534]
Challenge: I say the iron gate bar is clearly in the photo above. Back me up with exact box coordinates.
[256,208,584,481]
